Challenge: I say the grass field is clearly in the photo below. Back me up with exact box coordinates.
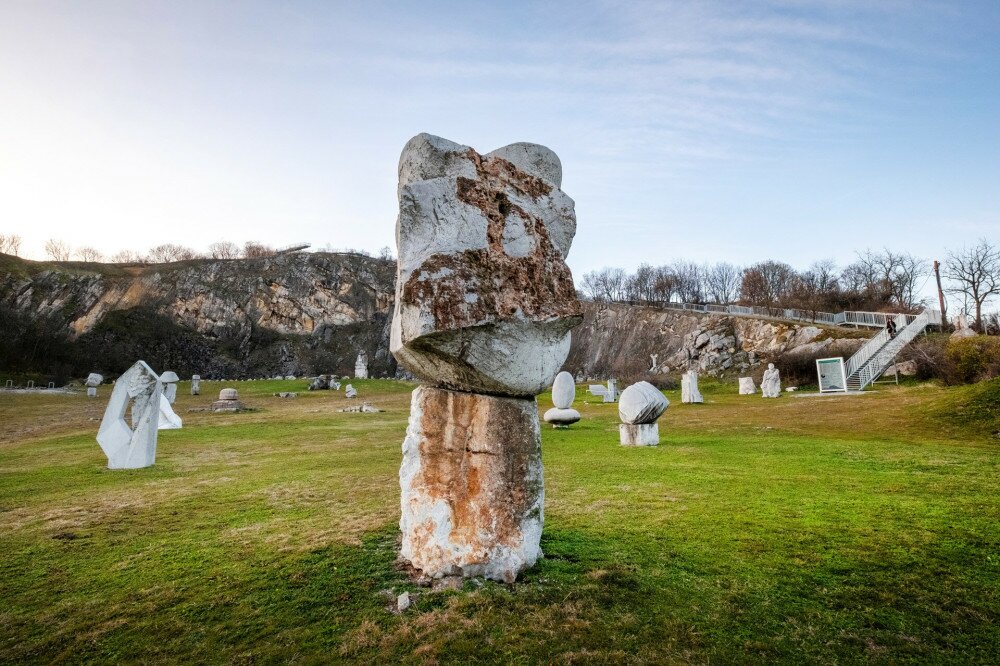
[1,377,999,663]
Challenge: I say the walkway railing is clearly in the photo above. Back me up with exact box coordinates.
[845,309,940,391]
[651,301,921,329]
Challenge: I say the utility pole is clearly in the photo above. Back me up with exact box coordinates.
[933,260,947,327]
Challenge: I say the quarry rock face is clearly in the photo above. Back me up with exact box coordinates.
[390,133,582,397]
[393,134,580,582]
[399,386,543,582]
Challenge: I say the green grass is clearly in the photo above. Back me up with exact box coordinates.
[1,379,999,663]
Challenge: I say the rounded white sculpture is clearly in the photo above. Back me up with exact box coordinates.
[543,407,581,426]
[551,371,575,409]
[761,363,781,398]
[738,377,756,395]
[618,381,668,424]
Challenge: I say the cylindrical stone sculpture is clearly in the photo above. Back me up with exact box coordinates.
[619,381,669,446]
[391,133,582,582]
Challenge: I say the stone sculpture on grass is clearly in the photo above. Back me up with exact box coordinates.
[211,388,245,412]
[543,370,581,427]
[86,373,103,398]
[681,371,704,404]
[619,381,668,446]
[96,361,163,469]
[392,133,582,582]
[739,377,756,395]
[354,353,369,379]
[160,371,179,404]
[191,375,201,396]
[761,363,781,398]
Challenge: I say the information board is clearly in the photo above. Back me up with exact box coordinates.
[816,357,848,393]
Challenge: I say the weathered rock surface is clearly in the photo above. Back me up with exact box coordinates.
[565,303,865,380]
[390,133,582,397]
[618,381,669,424]
[399,386,543,583]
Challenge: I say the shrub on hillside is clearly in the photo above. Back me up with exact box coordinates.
[944,337,1000,385]
[770,349,837,388]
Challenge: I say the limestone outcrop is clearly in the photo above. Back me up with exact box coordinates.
[393,134,580,582]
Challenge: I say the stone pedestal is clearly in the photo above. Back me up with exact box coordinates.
[620,422,659,446]
[399,386,543,583]
[87,387,97,398]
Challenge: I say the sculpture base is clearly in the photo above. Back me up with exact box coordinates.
[87,387,97,397]
[620,423,659,446]
[400,386,543,583]
[543,407,581,426]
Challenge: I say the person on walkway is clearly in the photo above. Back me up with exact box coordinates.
[886,317,897,339]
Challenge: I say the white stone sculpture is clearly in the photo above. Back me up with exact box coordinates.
[393,133,582,583]
[603,379,618,403]
[681,371,704,404]
[354,352,369,379]
[191,374,201,395]
[543,371,581,427]
[96,361,162,469]
[739,377,757,395]
[761,363,781,398]
[618,381,669,446]
[158,394,183,430]
[588,384,608,398]
[160,371,179,404]
[952,314,977,339]
[86,373,103,398]
[650,354,659,372]
[345,384,357,398]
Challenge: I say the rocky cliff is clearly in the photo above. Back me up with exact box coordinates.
[1,253,868,385]
[564,302,865,384]
[0,252,396,380]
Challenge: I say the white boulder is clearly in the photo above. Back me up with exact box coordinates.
[618,381,668,424]
[551,371,575,409]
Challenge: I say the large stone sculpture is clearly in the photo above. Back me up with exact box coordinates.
[191,374,201,396]
[211,388,244,412]
[354,353,369,379]
[738,377,756,395]
[619,381,669,446]
[543,370,581,427]
[86,373,103,398]
[392,133,582,582]
[681,371,704,404]
[761,363,781,398]
[96,361,162,469]
[160,371,179,404]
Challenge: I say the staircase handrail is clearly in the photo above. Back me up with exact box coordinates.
[652,301,926,329]
[850,310,939,390]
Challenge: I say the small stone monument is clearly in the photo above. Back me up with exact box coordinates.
[308,375,330,391]
[681,371,704,404]
[354,352,369,379]
[344,384,358,398]
[96,361,162,469]
[619,381,669,446]
[543,371,581,427]
[588,384,608,398]
[160,371,179,404]
[649,354,659,371]
[4,379,12,389]
[738,377,756,395]
[191,375,201,396]
[211,388,244,412]
[952,314,977,339]
[603,379,618,403]
[392,133,582,582]
[158,394,183,430]
[761,363,781,398]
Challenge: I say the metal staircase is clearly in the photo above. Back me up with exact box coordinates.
[844,309,940,391]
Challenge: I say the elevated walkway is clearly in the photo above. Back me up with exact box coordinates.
[842,309,940,391]
[656,301,924,329]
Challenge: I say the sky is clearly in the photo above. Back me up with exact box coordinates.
[1,0,999,293]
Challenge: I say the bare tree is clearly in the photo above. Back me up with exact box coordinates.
[704,262,742,304]
[44,238,72,261]
[76,247,103,262]
[110,250,146,263]
[740,260,795,313]
[669,261,704,303]
[243,241,276,258]
[790,259,840,320]
[148,244,197,263]
[944,238,1000,331]
[6,234,22,256]
[208,240,240,260]
[844,249,926,310]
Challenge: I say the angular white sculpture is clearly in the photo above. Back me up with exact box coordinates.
[761,363,781,398]
[345,384,357,398]
[543,370,581,427]
[160,371,179,404]
[681,371,704,404]
[96,361,162,469]
[191,374,201,396]
[393,133,582,583]
[738,377,757,395]
[158,394,183,430]
[603,379,618,403]
[588,384,608,398]
[354,352,369,379]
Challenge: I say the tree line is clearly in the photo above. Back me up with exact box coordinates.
[581,240,1000,332]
